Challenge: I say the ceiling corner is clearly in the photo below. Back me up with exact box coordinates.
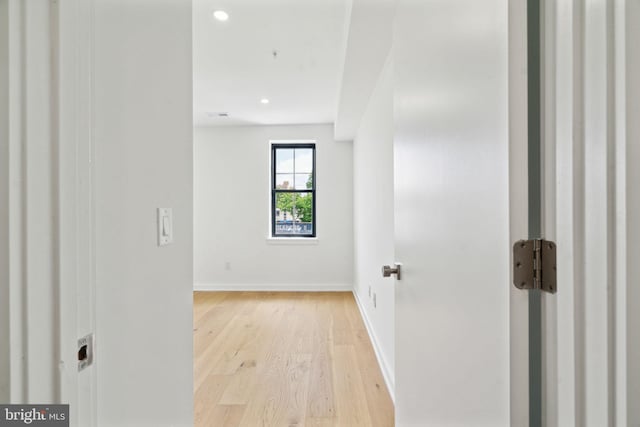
[334,0,396,141]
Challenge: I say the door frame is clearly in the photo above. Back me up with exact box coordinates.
[540,0,634,424]
[1,0,96,425]
[508,0,532,424]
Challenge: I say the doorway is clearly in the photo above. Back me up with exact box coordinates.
[191,0,395,425]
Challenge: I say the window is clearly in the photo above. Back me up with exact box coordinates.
[271,143,316,237]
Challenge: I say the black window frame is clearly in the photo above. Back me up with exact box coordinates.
[271,143,316,238]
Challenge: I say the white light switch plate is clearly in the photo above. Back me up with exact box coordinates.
[157,208,173,246]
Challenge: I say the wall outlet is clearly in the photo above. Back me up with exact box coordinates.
[368,286,371,298]
[225,261,231,271]
[373,293,377,308]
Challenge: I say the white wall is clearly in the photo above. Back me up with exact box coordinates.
[93,1,193,426]
[0,0,9,403]
[352,56,395,395]
[194,124,353,290]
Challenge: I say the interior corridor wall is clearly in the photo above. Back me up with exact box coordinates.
[93,1,193,425]
[352,56,395,394]
[193,124,353,290]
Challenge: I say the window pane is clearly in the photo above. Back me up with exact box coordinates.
[275,149,294,173]
[294,148,313,173]
[275,192,313,236]
[275,174,293,189]
[294,173,313,190]
[275,192,294,222]
[294,192,313,224]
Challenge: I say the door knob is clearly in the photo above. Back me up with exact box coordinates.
[382,263,402,280]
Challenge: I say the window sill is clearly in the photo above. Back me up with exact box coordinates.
[266,237,319,245]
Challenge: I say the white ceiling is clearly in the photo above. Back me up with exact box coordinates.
[193,0,349,127]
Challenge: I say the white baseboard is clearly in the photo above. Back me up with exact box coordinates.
[352,290,395,404]
[193,283,353,292]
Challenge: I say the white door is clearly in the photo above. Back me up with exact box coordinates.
[392,0,638,426]
[392,0,529,425]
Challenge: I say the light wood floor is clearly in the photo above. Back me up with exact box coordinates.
[194,291,394,427]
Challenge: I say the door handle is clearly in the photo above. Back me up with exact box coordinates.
[382,263,402,280]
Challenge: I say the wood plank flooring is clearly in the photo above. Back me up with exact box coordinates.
[194,291,394,427]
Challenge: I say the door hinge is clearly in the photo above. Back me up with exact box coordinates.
[513,239,557,294]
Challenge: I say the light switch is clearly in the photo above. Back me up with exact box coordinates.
[157,208,173,246]
[162,216,170,236]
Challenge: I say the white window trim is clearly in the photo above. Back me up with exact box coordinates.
[265,237,319,245]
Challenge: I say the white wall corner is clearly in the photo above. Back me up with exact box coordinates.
[352,290,395,403]
[333,0,395,141]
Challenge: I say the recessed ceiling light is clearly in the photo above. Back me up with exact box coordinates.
[260,98,270,104]
[213,10,229,21]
